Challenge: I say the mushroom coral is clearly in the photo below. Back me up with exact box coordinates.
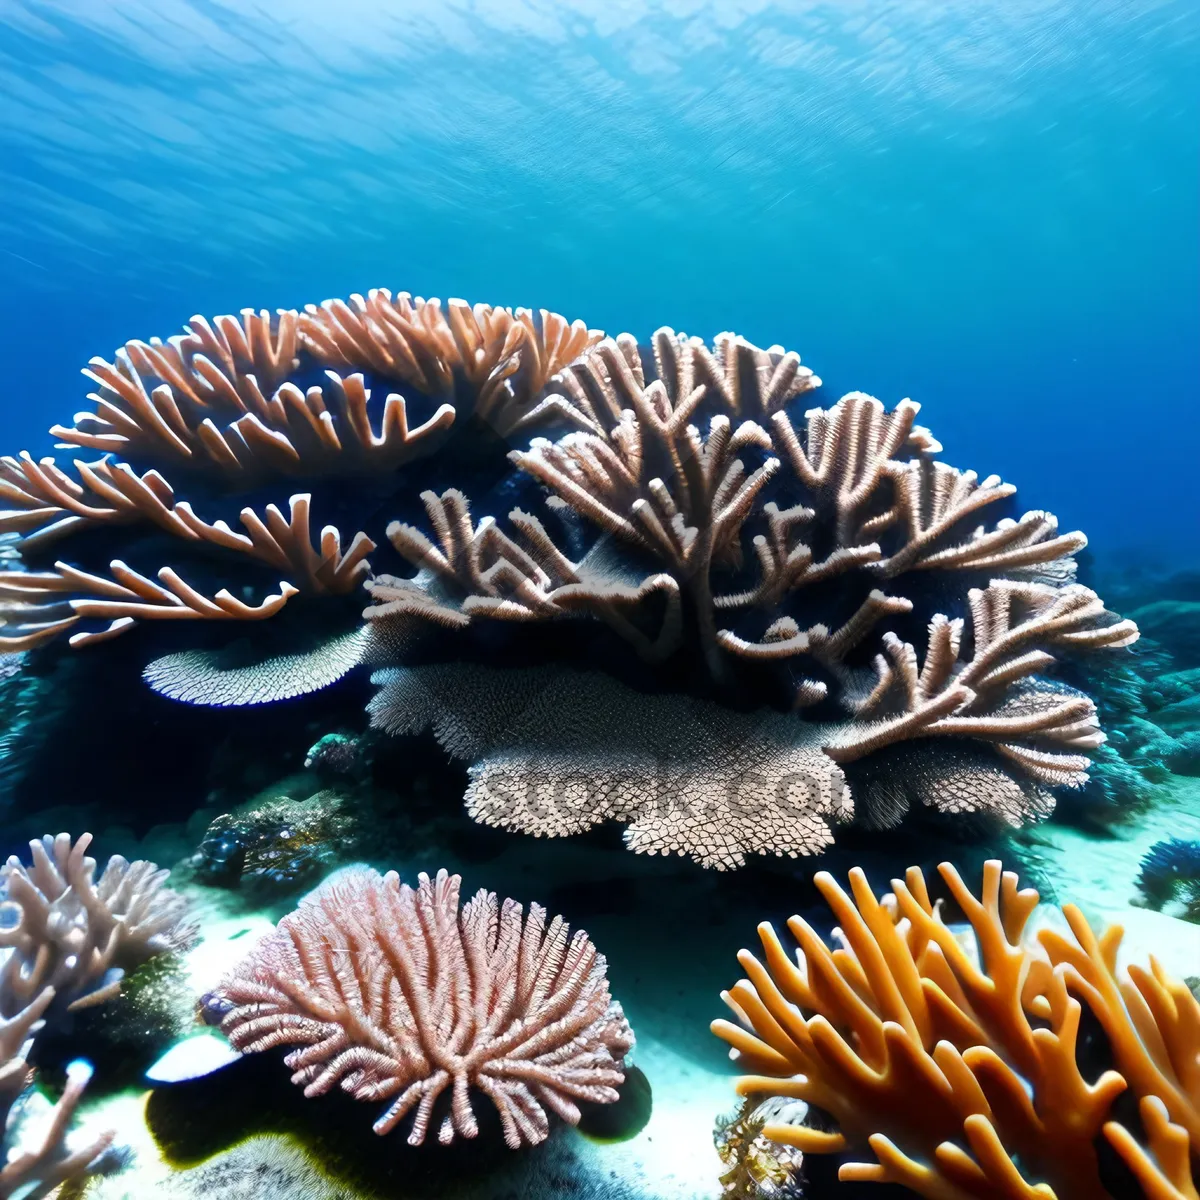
[712,859,1200,1200]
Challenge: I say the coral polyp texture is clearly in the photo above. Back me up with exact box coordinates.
[712,859,1200,1200]
[0,290,1139,866]
[210,865,634,1149]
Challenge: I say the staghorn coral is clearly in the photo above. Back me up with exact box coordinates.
[712,859,1200,1200]
[0,832,196,1018]
[0,294,1138,863]
[210,865,633,1149]
[359,330,1135,865]
[0,992,115,1199]
[0,296,600,652]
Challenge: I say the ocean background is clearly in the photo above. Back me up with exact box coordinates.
[0,0,1197,564]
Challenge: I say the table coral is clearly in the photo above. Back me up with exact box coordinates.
[210,865,634,1149]
[712,859,1200,1200]
[0,294,1141,864]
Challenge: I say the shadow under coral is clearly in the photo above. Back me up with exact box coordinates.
[146,1053,651,1200]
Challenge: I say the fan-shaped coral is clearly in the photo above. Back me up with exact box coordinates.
[711,859,1200,1200]
[209,865,634,1149]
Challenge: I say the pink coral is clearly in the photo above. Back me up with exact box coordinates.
[213,866,634,1149]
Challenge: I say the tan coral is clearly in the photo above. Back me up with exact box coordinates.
[0,561,297,650]
[824,581,1139,785]
[368,487,683,660]
[300,291,601,436]
[52,344,455,485]
[214,866,633,1148]
[712,859,1200,1200]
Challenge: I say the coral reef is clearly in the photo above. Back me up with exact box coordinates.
[0,833,195,1198]
[1,832,196,1016]
[1137,838,1200,922]
[189,791,355,890]
[712,858,1200,1200]
[209,866,634,1149]
[363,332,1136,865]
[0,291,1140,864]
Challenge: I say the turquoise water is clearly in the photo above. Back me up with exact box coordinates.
[2,0,1197,556]
[1,5,1199,1200]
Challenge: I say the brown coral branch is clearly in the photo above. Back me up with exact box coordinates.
[771,393,933,547]
[214,866,633,1148]
[823,581,1136,783]
[50,314,455,485]
[300,291,601,437]
[877,455,1086,577]
[370,489,683,661]
[0,560,297,649]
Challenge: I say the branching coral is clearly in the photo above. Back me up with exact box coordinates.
[0,993,114,1199]
[0,296,600,651]
[360,329,1135,864]
[712,859,1200,1200]
[0,293,1139,864]
[0,833,192,1198]
[0,832,196,1017]
[211,866,633,1148]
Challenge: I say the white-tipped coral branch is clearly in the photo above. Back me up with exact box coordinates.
[824,581,1139,783]
[0,1022,115,1200]
[51,344,455,486]
[300,291,601,437]
[213,866,633,1149]
[368,488,683,661]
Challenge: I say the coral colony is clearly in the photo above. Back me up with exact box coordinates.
[0,295,1137,870]
[712,860,1200,1200]
[0,295,1194,1199]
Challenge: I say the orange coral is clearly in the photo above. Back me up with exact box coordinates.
[712,860,1200,1200]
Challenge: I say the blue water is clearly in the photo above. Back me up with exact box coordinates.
[0,0,1196,562]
